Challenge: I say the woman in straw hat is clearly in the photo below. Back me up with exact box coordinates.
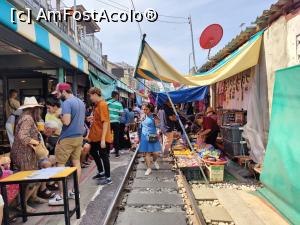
[10,97,47,211]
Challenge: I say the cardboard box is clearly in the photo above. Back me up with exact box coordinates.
[205,164,224,183]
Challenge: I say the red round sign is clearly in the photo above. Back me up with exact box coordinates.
[199,24,223,49]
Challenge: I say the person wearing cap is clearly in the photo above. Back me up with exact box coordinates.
[87,87,113,185]
[11,97,47,212]
[49,83,85,206]
[206,107,218,122]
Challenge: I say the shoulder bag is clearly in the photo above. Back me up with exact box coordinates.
[147,116,159,143]
[31,133,49,159]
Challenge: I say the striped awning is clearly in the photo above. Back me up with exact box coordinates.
[135,30,263,86]
[0,0,89,74]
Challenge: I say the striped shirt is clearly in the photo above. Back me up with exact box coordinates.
[107,99,124,123]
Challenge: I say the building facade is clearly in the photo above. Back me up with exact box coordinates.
[0,0,132,134]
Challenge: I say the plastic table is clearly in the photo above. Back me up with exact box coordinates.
[0,167,80,225]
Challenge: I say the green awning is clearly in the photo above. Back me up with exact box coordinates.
[89,70,116,99]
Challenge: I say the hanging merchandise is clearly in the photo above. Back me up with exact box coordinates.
[216,68,253,110]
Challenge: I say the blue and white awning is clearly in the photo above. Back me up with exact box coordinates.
[0,0,89,74]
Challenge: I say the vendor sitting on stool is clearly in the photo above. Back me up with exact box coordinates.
[194,113,220,148]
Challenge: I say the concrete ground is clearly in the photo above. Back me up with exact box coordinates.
[13,150,134,225]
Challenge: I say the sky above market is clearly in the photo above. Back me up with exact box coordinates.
[64,0,274,72]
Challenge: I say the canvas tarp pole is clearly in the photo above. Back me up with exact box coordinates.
[141,34,209,183]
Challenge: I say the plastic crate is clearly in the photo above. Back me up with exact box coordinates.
[220,127,229,139]
[221,125,243,142]
[223,138,248,156]
[181,167,203,181]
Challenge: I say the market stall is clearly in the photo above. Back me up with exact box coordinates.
[172,134,227,183]
[212,67,257,162]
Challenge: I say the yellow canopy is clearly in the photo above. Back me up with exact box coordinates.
[135,31,263,86]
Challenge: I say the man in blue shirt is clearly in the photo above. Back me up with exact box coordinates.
[49,83,85,206]
[120,103,133,150]
[127,108,135,125]
[159,100,176,158]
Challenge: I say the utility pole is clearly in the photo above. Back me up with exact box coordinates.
[56,0,60,11]
[73,0,78,43]
[188,15,197,73]
[188,52,193,74]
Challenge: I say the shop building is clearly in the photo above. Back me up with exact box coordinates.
[200,0,300,164]
[0,0,132,145]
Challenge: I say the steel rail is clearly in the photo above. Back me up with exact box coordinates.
[102,148,139,225]
[178,169,207,225]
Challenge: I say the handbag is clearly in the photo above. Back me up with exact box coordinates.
[31,142,49,159]
[147,116,159,143]
[147,134,158,143]
[31,133,49,159]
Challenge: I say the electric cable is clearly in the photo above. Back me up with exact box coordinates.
[129,0,143,38]
[159,14,188,20]
[106,0,130,10]
[94,0,128,12]
[157,19,189,24]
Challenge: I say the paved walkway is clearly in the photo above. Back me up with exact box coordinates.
[13,151,134,225]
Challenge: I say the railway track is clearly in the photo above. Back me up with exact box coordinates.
[101,149,207,225]
[101,148,261,225]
